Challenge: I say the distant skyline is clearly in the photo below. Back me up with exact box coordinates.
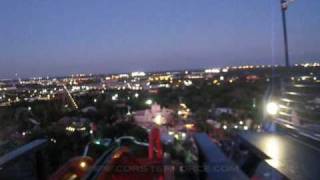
[1,0,320,78]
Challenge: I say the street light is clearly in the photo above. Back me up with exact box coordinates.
[266,102,279,115]
[145,99,152,105]
[79,161,87,168]
[280,0,294,67]
[112,94,118,101]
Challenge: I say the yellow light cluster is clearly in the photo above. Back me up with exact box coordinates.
[149,75,172,81]
[65,126,75,132]
[205,68,220,73]
[301,62,320,67]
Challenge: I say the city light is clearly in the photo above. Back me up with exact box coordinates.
[154,114,164,125]
[180,103,187,108]
[79,161,87,168]
[78,127,86,131]
[223,125,227,130]
[183,80,192,86]
[65,126,75,132]
[112,94,118,101]
[174,134,179,140]
[266,102,279,115]
[185,124,194,129]
[222,68,229,72]
[134,93,139,98]
[50,138,57,143]
[181,132,186,139]
[213,79,219,85]
[131,71,146,77]
[119,74,129,78]
[145,99,152,105]
[205,68,220,73]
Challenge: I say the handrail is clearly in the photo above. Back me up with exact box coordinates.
[0,139,47,167]
[83,143,118,180]
[0,139,48,180]
[193,133,248,180]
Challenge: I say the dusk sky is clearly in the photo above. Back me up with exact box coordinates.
[0,0,319,78]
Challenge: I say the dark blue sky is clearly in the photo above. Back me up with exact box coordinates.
[0,0,319,78]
